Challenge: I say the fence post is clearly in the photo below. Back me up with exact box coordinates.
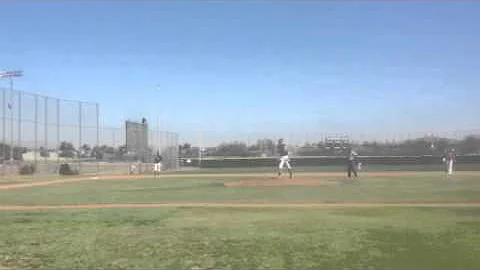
[165,130,169,163]
[167,132,171,170]
[9,87,13,161]
[159,128,163,158]
[96,103,100,175]
[175,133,179,171]
[2,89,5,176]
[34,95,38,166]
[157,127,160,154]
[44,97,48,163]
[198,132,202,168]
[17,91,21,163]
[78,101,82,172]
[56,99,60,170]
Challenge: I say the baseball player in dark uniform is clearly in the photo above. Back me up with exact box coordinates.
[346,148,359,178]
[277,139,293,179]
[153,151,163,178]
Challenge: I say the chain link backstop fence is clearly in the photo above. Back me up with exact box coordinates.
[96,123,179,175]
[0,88,179,177]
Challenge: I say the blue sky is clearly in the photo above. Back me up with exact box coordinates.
[1,1,479,145]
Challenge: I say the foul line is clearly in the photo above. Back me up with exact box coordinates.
[1,202,480,211]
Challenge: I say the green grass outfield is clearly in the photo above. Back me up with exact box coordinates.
[1,172,479,205]
[1,172,480,268]
[1,207,480,269]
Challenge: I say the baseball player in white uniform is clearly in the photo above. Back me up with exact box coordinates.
[444,148,456,175]
[277,139,293,179]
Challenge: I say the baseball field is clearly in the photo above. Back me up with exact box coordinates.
[1,167,480,269]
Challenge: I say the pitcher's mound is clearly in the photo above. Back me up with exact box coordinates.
[224,178,336,187]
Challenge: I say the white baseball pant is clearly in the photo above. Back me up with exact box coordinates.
[153,163,162,172]
[278,155,291,170]
[448,160,454,175]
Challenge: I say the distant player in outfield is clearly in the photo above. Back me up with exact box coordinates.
[153,151,163,178]
[277,138,293,179]
[444,147,456,175]
[347,148,359,178]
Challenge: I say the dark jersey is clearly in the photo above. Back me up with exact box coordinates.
[277,143,288,156]
[154,155,163,163]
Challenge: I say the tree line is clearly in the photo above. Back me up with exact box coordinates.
[178,135,480,158]
[1,142,139,162]
[2,134,479,162]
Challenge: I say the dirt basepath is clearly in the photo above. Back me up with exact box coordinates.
[1,202,480,211]
[1,171,477,191]
[0,173,344,190]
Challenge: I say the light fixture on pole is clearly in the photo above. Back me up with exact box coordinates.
[0,70,23,161]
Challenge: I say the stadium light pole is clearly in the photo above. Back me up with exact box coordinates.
[0,70,23,161]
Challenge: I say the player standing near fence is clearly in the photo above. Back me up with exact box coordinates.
[153,151,163,178]
[277,139,293,179]
[346,148,359,178]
